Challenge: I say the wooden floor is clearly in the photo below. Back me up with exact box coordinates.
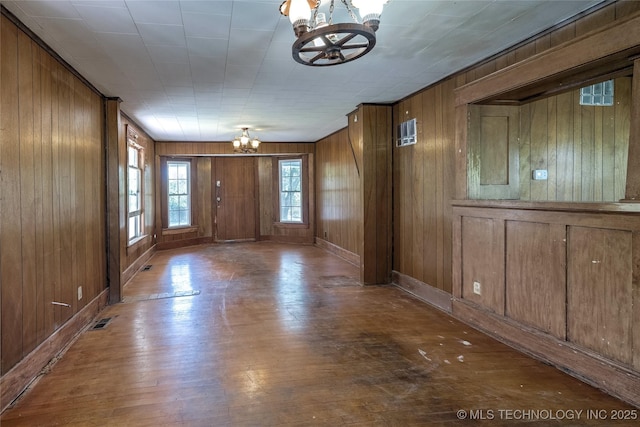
[1,242,637,426]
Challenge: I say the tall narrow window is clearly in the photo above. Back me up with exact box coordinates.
[128,137,144,242]
[279,158,303,223]
[167,161,191,227]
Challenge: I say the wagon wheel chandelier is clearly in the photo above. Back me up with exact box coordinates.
[279,0,389,66]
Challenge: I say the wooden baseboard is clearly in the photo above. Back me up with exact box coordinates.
[259,235,315,244]
[122,244,156,286]
[314,238,360,267]
[156,237,212,251]
[392,271,453,313]
[452,298,640,408]
[1,289,109,413]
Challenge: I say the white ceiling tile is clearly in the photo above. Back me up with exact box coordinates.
[182,11,232,38]
[126,0,182,25]
[73,4,137,33]
[137,23,186,46]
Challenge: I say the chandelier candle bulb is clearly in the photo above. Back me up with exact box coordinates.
[279,0,389,66]
[232,128,261,154]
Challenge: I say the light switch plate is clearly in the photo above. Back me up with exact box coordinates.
[532,169,548,180]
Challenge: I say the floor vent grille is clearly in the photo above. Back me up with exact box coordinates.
[92,317,112,330]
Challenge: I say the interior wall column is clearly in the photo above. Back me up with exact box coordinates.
[354,104,393,285]
[105,97,123,304]
[624,58,640,201]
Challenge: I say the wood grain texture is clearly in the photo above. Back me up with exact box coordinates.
[1,15,106,377]
[315,128,361,257]
[468,105,520,199]
[1,15,23,375]
[2,244,635,424]
[359,104,392,285]
[393,81,457,293]
[214,156,257,241]
[455,11,640,106]
[567,226,634,365]
[624,59,640,200]
[517,77,630,202]
[460,216,504,315]
[452,202,640,407]
[505,221,566,339]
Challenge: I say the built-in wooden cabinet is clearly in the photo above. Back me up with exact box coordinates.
[452,201,640,406]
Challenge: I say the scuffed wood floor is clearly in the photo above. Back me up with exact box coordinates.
[1,242,637,426]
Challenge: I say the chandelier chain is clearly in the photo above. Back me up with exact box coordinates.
[311,0,320,29]
[341,0,360,23]
[329,0,334,25]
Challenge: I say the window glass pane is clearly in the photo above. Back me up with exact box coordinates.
[168,161,191,227]
[128,145,144,242]
[168,164,177,179]
[279,159,303,223]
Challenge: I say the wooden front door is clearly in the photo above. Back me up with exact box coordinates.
[213,157,257,241]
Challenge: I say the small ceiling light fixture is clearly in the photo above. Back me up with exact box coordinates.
[232,128,261,153]
[279,0,389,66]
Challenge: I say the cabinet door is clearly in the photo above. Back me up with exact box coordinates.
[468,105,520,199]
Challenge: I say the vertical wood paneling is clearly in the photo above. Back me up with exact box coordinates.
[1,15,106,375]
[633,231,640,371]
[196,157,212,237]
[505,221,566,339]
[18,31,38,357]
[556,91,574,200]
[519,78,630,202]
[547,95,558,200]
[461,217,504,315]
[568,226,633,365]
[412,96,426,282]
[1,15,23,375]
[421,89,437,287]
[360,104,392,285]
[316,129,361,256]
[38,47,55,341]
[258,158,274,236]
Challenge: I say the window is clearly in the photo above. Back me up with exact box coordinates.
[127,136,144,242]
[167,161,191,227]
[279,158,303,223]
[580,80,614,106]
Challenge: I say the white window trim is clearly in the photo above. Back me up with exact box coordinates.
[127,130,145,245]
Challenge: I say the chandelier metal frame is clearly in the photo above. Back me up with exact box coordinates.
[280,0,384,67]
[232,128,261,154]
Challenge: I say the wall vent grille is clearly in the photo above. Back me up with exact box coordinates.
[397,118,417,147]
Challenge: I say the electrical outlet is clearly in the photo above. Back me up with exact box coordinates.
[78,286,83,300]
[473,281,481,295]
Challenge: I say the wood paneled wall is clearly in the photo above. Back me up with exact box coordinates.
[452,201,640,406]
[393,79,457,293]
[120,116,156,284]
[390,1,640,298]
[154,142,315,249]
[519,77,630,202]
[0,15,106,374]
[315,129,362,258]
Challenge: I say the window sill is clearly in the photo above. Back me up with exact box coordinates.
[274,222,308,229]
[127,234,148,249]
[162,226,198,236]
